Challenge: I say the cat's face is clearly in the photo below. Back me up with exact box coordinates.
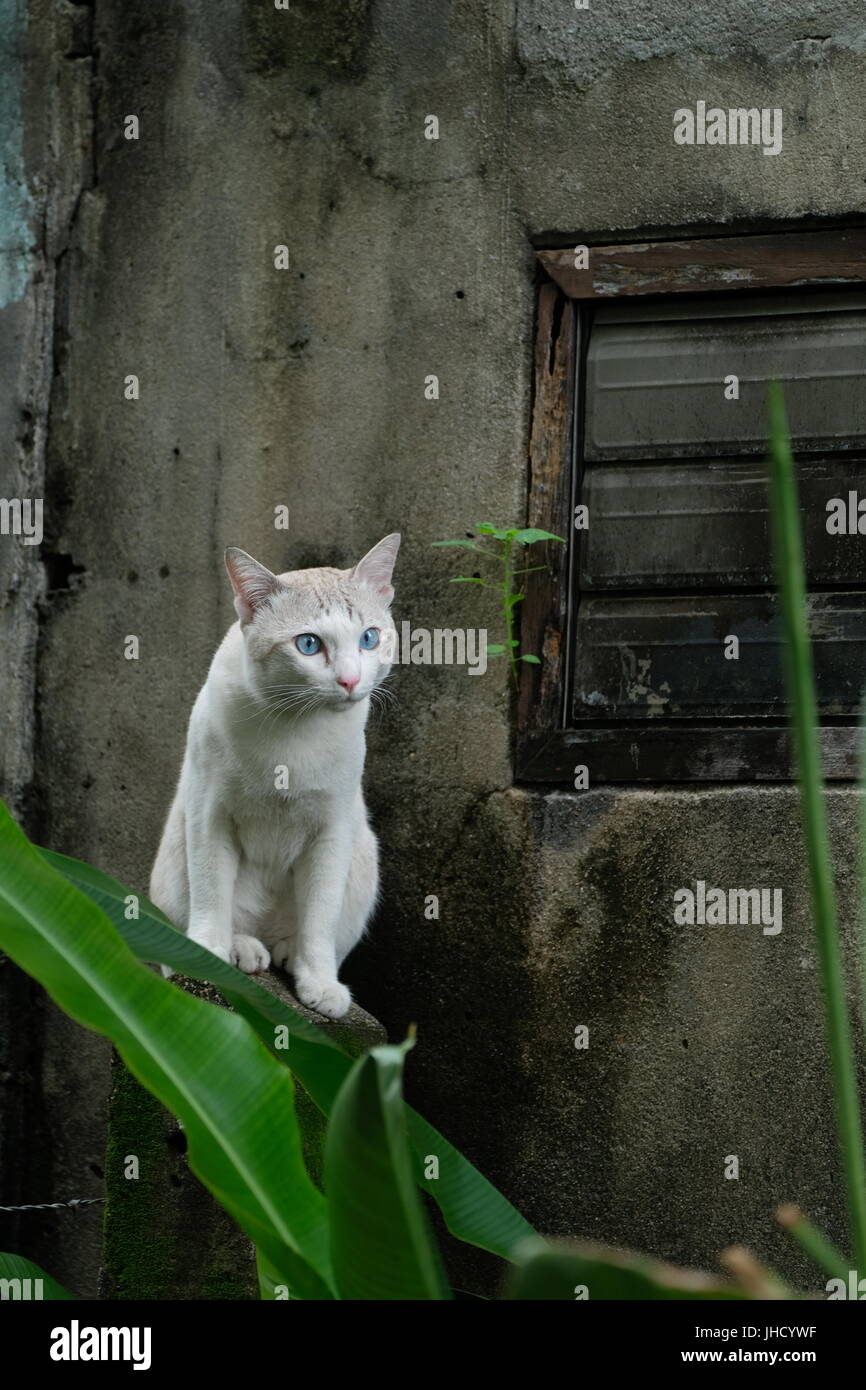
[225,535,400,712]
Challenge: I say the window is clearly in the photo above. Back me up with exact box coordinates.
[517,228,866,784]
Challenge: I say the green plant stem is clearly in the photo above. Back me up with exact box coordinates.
[502,534,518,686]
[860,704,866,1043]
[767,381,866,1275]
[776,1205,850,1281]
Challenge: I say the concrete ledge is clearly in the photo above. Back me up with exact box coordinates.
[253,968,388,1055]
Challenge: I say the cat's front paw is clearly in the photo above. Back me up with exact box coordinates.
[230,934,271,974]
[294,972,352,1020]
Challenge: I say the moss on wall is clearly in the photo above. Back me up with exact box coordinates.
[101,1053,202,1300]
[100,973,386,1297]
[245,0,372,78]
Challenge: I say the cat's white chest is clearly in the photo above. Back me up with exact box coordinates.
[234,797,315,879]
[230,762,327,866]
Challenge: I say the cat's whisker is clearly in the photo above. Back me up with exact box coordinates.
[368,687,397,721]
[233,698,298,725]
[233,701,307,730]
[257,695,315,734]
[371,686,398,712]
[260,690,330,733]
[233,684,313,716]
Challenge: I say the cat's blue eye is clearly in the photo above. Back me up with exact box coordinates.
[359,627,380,651]
[295,633,321,656]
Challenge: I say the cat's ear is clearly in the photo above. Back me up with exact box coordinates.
[225,548,281,624]
[352,533,401,604]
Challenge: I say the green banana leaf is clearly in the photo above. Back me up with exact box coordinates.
[256,1247,292,1300]
[0,1253,75,1300]
[325,1041,450,1299]
[507,1240,750,1300]
[41,844,537,1262]
[0,803,334,1300]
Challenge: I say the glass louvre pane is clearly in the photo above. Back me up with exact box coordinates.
[584,292,866,461]
[571,592,866,722]
[579,458,866,589]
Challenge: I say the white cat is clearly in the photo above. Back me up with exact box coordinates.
[149,534,400,1019]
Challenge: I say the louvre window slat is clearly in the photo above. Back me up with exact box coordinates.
[585,293,866,461]
[571,592,866,721]
[579,459,866,589]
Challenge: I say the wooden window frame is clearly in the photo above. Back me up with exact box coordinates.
[516,227,866,786]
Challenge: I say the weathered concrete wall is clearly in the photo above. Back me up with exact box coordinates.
[7,0,866,1293]
[0,0,108,1298]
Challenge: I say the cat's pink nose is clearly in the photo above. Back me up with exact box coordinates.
[338,674,360,693]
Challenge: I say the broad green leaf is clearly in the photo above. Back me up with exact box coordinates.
[326,1041,450,1300]
[42,846,538,1263]
[0,805,334,1299]
[507,1240,750,1301]
[404,1109,535,1257]
[520,654,541,665]
[512,528,566,545]
[485,644,506,655]
[256,1247,294,1301]
[0,1253,75,1300]
[475,523,515,538]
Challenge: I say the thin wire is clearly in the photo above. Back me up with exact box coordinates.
[0,1197,105,1212]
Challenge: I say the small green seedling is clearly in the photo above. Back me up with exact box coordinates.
[432,524,565,684]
